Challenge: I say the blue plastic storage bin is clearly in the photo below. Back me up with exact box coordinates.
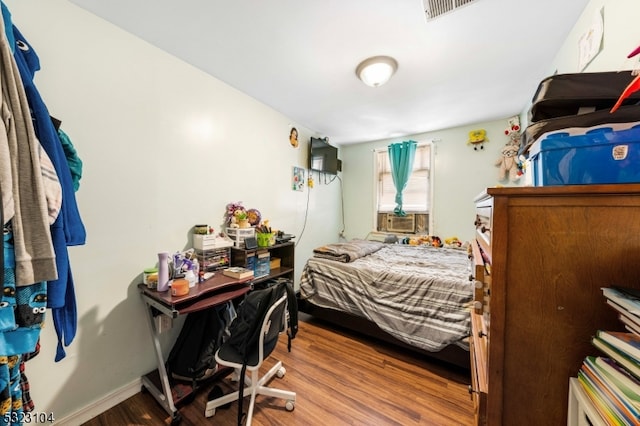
[528,126,640,186]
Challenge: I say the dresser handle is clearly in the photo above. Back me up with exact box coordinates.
[468,385,480,398]
[478,330,487,338]
[481,225,490,233]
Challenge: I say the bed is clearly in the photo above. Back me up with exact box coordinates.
[297,239,473,369]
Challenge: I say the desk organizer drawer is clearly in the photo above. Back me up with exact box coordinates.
[226,227,256,248]
[193,234,233,250]
[195,247,230,272]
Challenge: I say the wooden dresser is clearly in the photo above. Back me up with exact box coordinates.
[469,184,640,426]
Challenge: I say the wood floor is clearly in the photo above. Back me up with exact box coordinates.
[82,314,474,425]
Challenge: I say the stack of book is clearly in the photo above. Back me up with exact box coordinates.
[577,286,640,425]
[222,266,254,280]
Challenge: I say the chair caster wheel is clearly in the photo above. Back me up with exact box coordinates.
[285,400,295,412]
[170,412,182,425]
[277,367,286,378]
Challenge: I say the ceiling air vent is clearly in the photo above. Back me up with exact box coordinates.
[423,0,478,21]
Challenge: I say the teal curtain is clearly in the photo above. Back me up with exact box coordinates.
[388,140,417,216]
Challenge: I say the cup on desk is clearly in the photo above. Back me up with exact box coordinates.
[256,232,274,247]
[171,278,189,297]
[143,267,159,289]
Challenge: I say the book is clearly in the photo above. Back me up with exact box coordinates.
[607,298,640,322]
[607,298,640,336]
[597,331,640,361]
[583,356,640,424]
[578,369,629,426]
[603,287,640,316]
[593,335,640,380]
[222,267,254,280]
[620,313,640,336]
[595,357,640,410]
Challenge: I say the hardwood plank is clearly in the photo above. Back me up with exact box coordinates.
[82,314,473,425]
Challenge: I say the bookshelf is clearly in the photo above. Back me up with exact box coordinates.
[568,288,640,425]
[230,241,295,285]
[470,184,640,426]
[568,377,607,426]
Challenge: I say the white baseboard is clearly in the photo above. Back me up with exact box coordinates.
[54,378,141,426]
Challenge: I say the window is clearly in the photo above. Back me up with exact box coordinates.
[375,143,432,233]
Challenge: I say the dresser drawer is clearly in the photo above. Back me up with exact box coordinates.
[474,192,493,263]
[474,207,491,253]
[469,311,488,426]
[471,241,489,317]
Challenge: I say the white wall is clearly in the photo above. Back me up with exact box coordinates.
[342,119,515,243]
[3,0,342,423]
[342,0,640,244]
[552,0,640,75]
[3,0,638,422]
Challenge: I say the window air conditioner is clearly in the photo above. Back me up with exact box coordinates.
[387,213,415,233]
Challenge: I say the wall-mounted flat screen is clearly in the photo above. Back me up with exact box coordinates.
[309,137,339,175]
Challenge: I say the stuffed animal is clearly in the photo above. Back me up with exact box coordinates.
[496,142,521,182]
[496,122,522,182]
[444,236,462,248]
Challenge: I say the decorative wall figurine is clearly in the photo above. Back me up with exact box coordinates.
[468,129,487,150]
[289,127,298,148]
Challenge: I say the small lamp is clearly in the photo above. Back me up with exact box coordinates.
[356,56,398,87]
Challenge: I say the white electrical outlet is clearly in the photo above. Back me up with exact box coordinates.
[156,314,172,333]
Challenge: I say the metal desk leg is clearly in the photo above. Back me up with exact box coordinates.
[141,301,181,422]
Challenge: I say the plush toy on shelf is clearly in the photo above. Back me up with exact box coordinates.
[495,118,523,182]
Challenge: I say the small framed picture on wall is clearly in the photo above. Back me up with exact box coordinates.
[289,127,299,148]
[292,166,305,191]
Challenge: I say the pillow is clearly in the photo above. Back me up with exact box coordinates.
[384,234,398,244]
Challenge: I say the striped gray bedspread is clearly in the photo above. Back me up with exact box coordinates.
[299,244,473,352]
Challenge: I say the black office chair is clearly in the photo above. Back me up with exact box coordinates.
[204,293,295,425]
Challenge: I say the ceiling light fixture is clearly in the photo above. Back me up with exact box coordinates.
[356,56,398,87]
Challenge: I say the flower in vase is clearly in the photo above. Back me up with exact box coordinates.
[225,201,247,225]
[234,210,248,221]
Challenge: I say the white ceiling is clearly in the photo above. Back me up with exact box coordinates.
[69,0,590,145]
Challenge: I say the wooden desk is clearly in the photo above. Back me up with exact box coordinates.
[138,273,251,425]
